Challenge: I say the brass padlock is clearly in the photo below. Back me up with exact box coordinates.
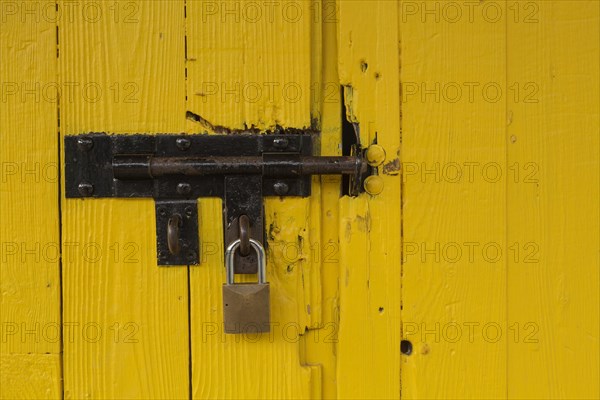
[222,238,270,334]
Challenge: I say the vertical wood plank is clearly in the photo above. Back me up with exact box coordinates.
[336,1,402,399]
[400,0,507,398]
[507,1,600,398]
[186,1,317,398]
[1,1,61,398]
[186,0,312,132]
[303,0,343,397]
[0,354,61,399]
[59,1,188,398]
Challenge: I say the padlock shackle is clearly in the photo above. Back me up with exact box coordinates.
[225,239,266,285]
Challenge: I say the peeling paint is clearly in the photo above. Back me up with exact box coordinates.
[383,158,401,175]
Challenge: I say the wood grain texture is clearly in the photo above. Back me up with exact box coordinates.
[190,199,314,400]
[400,1,507,398]
[507,2,600,398]
[336,1,402,399]
[0,2,61,398]
[303,0,342,397]
[185,0,312,131]
[186,1,320,398]
[59,1,189,398]
[0,354,61,399]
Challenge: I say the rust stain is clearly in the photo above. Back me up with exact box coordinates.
[383,158,400,175]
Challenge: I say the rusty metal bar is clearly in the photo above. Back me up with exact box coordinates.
[113,155,364,180]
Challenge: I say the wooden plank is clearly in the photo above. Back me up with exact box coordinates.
[189,199,314,399]
[336,1,402,399]
[186,1,318,398]
[186,0,312,132]
[303,0,343,397]
[0,1,62,397]
[0,354,61,399]
[506,1,600,398]
[400,0,507,398]
[58,1,189,398]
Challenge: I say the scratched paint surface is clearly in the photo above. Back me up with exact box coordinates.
[0,1,598,399]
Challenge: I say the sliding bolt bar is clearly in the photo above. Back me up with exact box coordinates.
[113,155,365,180]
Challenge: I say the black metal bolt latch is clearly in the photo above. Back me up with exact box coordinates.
[64,133,367,269]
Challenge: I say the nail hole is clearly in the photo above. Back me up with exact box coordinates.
[378,307,384,313]
[401,340,413,355]
[360,60,368,72]
[374,72,381,80]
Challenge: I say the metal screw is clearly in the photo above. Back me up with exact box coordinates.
[273,181,289,195]
[363,175,384,195]
[78,183,94,196]
[158,207,166,216]
[365,144,386,167]
[273,138,289,149]
[176,138,191,151]
[185,206,194,218]
[77,137,93,151]
[158,250,165,259]
[177,183,192,195]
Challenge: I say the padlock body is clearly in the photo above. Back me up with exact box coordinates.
[222,283,270,333]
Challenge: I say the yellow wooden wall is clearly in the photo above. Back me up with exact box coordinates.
[1,1,598,399]
[401,1,599,399]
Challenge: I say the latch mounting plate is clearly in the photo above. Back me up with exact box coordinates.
[64,132,366,268]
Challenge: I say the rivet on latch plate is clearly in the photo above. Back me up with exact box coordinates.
[78,182,94,196]
[176,138,191,151]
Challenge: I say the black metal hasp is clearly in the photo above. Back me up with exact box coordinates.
[64,133,367,268]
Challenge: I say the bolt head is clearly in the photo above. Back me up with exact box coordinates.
[177,183,192,195]
[176,138,191,151]
[273,181,289,195]
[366,145,386,167]
[77,137,94,151]
[78,183,94,196]
[364,176,384,195]
[273,138,289,149]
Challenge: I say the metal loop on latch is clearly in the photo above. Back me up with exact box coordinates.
[238,214,250,256]
[167,214,182,255]
[225,239,266,285]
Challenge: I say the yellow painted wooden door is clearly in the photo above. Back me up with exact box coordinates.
[1,1,598,400]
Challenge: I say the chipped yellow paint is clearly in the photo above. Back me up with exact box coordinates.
[186,2,318,397]
[335,1,402,399]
